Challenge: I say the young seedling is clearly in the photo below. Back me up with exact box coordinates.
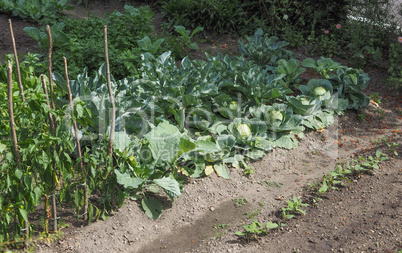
[357,113,366,122]
[369,92,381,104]
[386,142,399,156]
[244,209,261,219]
[281,196,309,221]
[235,220,278,243]
[233,198,248,208]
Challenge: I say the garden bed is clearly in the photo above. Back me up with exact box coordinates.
[0,1,401,252]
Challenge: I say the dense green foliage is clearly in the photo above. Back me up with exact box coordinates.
[0,30,372,245]
[0,0,73,23]
[159,0,350,35]
[23,5,204,80]
[0,0,399,247]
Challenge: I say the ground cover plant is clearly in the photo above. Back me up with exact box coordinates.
[0,1,401,252]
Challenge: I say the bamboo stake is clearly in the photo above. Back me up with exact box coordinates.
[40,75,56,232]
[45,26,59,231]
[8,19,25,102]
[46,25,56,113]
[104,25,117,210]
[103,25,115,158]
[7,61,29,241]
[41,76,55,133]
[63,57,88,221]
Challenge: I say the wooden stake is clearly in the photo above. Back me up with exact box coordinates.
[104,25,117,210]
[40,75,58,232]
[7,61,29,241]
[63,57,88,221]
[103,25,115,159]
[40,76,55,133]
[8,19,25,102]
[46,25,56,113]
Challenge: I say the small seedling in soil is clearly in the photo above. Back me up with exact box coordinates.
[243,167,255,176]
[213,223,229,229]
[233,198,248,207]
[258,180,283,188]
[369,92,381,104]
[357,113,366,122]
[281,196,309,221]
[377,108,386,119]
[386,142,399,156]
[214,231,223,239]
[235,220,278,243]
[244,209,261,219]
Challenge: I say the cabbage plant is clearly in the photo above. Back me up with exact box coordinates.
[299,79,333,101]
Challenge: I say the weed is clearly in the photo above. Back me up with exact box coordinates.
[386,142,399,156]
[281,196,309,221]
[258,181,283,188]
[243,167,255,176]
[213,223,229,229]
[357,113,366,122]
[235,220,278,242]
[369,92,381,104]
[244,209,261,219]
[233,198,248,208]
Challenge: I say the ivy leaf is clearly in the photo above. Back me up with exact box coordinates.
[142,197,163,219]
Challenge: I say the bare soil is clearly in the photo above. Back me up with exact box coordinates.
[0,1,401,252]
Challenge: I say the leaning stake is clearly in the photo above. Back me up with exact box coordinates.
[9,19,25,102]
[46,25,56,113]
[63,57,88,221]
[41,75,58,232]
[7,61,29,241]
[104,25,117,210]
[104,25,115,158]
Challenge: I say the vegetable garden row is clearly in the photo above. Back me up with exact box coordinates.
[0,16,372,247]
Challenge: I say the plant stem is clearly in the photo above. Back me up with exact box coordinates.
[63,57,88,221]
[7,61,29,242]
[8,19,25,102]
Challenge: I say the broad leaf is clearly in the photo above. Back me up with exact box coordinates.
[142,197,163,219]
[213,164,230,179]
[153,177,181,201]
[115,170,144,189]
[145,121,181,163]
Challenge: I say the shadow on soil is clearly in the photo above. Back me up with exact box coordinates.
[137,200,249,253]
